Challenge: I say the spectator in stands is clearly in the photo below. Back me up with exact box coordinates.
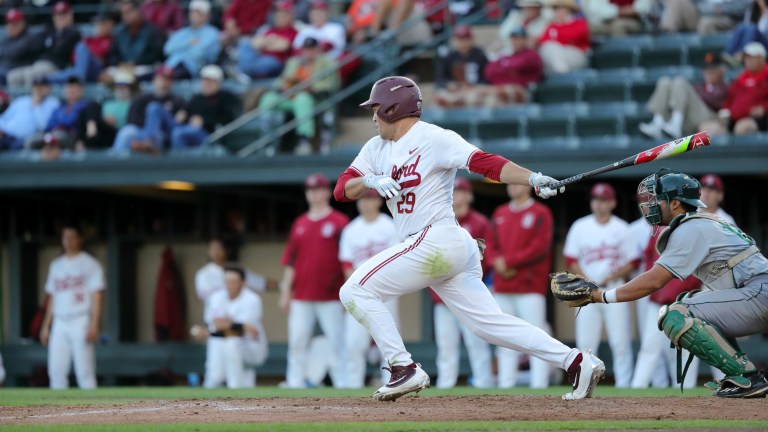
[104,0,165,83]
[725,0,768,61]
[697,0,752,35]
[293,1,347,61]
[0,77,60,151]
[221,0,271,49]
[258,37,339,155]
[482,27,543,106]
[101,71,137,132]
[538,0,590,75]
[163,0,221,80]
[25,76,94,152]
[658,0,700,32]
[639,52,728,139]
[112,66,185,154]
[433,25,489,107]
[0,9,41,85]
[47,13,116,84]
[581,0,652,36]
[698,173,737,224]
[348,0,432,47]
[142,0,185,35]
[701,42,768,135]
[236,1,298,80]
[493,0,552,57]
[8,2,81,88]
[171,65,241,149]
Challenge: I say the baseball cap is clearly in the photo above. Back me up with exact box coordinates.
[590,182,616,200]
[508,27,527,38]
[5,8,24,23]
[113,70,135,85]
[453,177,472,192]
[743,42,767,58]
[155,65,174,79]
[275,0,293,11]
[304,173,330,189]
[32,76,51,86]
[700,174,724,191]
[53,1,71,14]
[703,52,724,68]
[200,64,223,81]
[518,0,542,7]
[189,0,211,13]
[452,25,472,38]
[66,75,83,85]
[310,0,328,9]
[302,37,320,49]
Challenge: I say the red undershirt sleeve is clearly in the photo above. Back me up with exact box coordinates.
[334,167,363,202]
[467,151,509,182]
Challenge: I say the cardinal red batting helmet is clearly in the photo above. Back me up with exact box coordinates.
[360,76,422,123]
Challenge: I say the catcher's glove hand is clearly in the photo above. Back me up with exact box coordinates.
[549,271,599,307]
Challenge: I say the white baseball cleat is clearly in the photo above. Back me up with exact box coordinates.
[373,362,430,402]
[562,350,605,401]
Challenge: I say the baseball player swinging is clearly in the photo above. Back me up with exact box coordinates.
[551,169,768,398]
[334,76,605,402]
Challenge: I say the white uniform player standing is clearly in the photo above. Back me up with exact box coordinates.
[203,265,268,388]
[338,189,398,388]
[194,239,268,388]
[698,174,736,225]
[563,183,639,388]
[334,76,604,402]
[40,225,105,389]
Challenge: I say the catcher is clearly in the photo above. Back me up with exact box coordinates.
[551,169,768,398]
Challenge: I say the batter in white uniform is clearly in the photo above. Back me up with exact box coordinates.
[40,225,105,389]
[334,76,604,401]
[563,183,639,388]
[339,189,398,388]
[203,265,268,388]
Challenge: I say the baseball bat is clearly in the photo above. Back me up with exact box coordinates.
[549,131,711,189]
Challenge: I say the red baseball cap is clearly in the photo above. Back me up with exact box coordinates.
[590,183,616,200]
[452,25,473,38]
[275,0,293,10]
[310,0,328,9]
[53,1,72,14]
[154,65,174,79]
[5,8,24,23]
[700,174,723,191]
[453,177,472,192]
[304,173,330,189]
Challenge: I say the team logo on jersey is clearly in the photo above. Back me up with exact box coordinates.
[521,213,535,229]
[54,275,86,292]
[321,222,336,238]
[391,155,422,188]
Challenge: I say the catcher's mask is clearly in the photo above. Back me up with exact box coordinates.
[637,169,706,226]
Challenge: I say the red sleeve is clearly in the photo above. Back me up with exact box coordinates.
[280,222,298,266]
[476,214,494,274]
[650,275,701,305]
[504,206,553,268]
[484,209,502,264]
[334,167,363,202]
[564,257,578,267]
[467,151,509,182]
[341,261,354,272]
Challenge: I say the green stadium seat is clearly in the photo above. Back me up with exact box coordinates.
[597,34,653,50]
[591,47,638,69]
[639,47,686,68]
[476,118,523,141]
[489,104,542,120]
[541,102,589,118]
[623,113,655,138]
[581,135,631,150]
[646,66,698,81]
[575,116,622,137]
[478,138,531,153]
[582,82,628,103]
[653,33,701,48]
[529,136,580,151]
[590,101,640,117]
[543,69,597,85]
[525,117,573,138]
[597,67,646,84]
[533,82,581,104]
[629,82,657,103]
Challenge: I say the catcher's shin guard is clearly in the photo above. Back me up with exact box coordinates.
[658,302,756,386]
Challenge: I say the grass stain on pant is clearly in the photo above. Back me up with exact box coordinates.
[423,250,452,279]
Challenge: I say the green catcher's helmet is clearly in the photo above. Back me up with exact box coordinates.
[637,169,706,225]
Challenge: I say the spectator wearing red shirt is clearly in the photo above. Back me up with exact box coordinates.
[430,178,494,389]
[221,0,271,49]
[279,173,349,388]
[482,27,543,105]
[236,1,298,79]
[141,0,185,35]
[486,183,554,389]
[538,0,590,75]
[48,13,116,84]
[702,42,768,135]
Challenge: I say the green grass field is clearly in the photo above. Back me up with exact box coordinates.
[2,386,765,432]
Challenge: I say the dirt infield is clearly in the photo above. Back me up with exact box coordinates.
[2,395,767,425]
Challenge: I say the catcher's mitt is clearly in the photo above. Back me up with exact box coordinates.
[549,272,599,307]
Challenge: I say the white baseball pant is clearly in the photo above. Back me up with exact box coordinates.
[575,302,634,387]
[635,297,671,388]
[285,300,344,388]
[340,220,580,375]
[204,337,268,389]
[48,314,97,389]
[494,293,551,388]
[342,298,399,388]
[433,303,494,388]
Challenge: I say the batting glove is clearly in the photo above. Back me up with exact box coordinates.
[364,174,402,199]
[529,172,565,199]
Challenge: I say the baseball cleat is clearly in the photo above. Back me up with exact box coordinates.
[562,350,605,401]
[714,371,768,398]
[373,362,430,402]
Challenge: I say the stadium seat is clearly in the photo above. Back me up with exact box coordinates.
[591,47,638,69]
[489,104,542,120]
[639,46,686,68]
[477,138,531,153]
[629,82,657,103]
[582,82,628,103]
[476,119,523,141]
[541,102,589,118]
[543,69,597,85]
[525,117,573,138]
[597,67,646,84]
[589,101,640,117]
[529,136,580,151]
[533,82,581,104]
[597,34,653,50]
[646,66,698,81]
[574,116,622,137]
[581,135,631,150]
[653,33,701,48]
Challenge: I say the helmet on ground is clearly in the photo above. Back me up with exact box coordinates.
[637,168,706,225]
[360,76,422,123]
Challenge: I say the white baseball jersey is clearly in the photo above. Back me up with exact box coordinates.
[339,214,397,268]
[205,289,265,341]
[349,121,479,240]
[564,215,639,287]
[628,217,653,278]
[195,263,267,315]
[45,252,104,318]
